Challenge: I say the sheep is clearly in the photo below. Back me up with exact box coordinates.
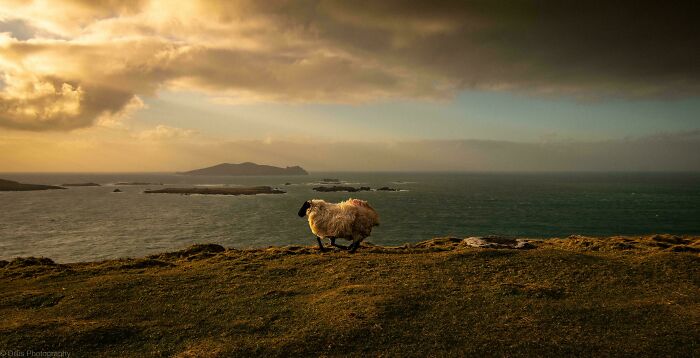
[297,198,379,253]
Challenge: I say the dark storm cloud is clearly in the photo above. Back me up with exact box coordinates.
[312,0,700,98]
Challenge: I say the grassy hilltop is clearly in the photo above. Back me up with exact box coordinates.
[1,235,699,357]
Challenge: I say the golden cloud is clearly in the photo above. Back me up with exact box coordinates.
[0,0,698,131]
[136,124,197,141]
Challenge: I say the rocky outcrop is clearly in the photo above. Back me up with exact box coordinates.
[312,186,399,192]
[461,236,536,249]
[376,186,398,191]
[0,179,66,191]
[313,186,371,192]
[114,182,162,186]
[144,186,285,195]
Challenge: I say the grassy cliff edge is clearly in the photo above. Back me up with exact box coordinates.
[1,235,698,357]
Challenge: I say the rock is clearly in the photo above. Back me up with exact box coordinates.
[462,236,536,249]
[515,241,536,249]
[144,186,285,195]
[113,189,122,193]
[114,182,162,186]
[650,234,689,245]
[313,186,371,192]
[377,186,398,191]
[320,178,341,183]
[284,182,292,185]
[670,246,700,253]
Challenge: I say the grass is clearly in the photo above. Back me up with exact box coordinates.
[1,235,699,357]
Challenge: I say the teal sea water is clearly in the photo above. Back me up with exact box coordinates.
[1,172,699,262]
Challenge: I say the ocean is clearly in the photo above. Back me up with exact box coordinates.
[1,172,699,263]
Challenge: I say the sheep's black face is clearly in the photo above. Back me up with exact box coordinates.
[297,201,311,217]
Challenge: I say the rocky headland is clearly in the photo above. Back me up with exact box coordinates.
[0,178,65,191]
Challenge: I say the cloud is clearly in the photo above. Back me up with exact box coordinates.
[136,124,197,141]
[96,95,146,129]
[0,0,698,131]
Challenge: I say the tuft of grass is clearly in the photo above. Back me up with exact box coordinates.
[0,235,698,357]
[9,257,56,267]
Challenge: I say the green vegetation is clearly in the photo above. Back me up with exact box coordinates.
[1,235,698,357]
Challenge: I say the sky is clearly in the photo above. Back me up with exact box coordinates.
[0,0,699,172]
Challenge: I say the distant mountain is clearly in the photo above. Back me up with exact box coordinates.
[180,162,308,176]
[0,178,66,191]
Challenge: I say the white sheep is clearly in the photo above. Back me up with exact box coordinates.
[297,198,380,253]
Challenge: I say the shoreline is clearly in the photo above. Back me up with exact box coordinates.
[1,234,698,265]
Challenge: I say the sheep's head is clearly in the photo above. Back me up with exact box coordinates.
[297,200,311,217]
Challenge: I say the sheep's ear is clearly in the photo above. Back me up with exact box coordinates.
[297,201,311,217]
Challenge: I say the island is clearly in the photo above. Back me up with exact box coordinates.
[0,178,65,191]
[376,186,398,191]
[320,178,341,183]
[180,162,308,176]
[312,186,399,192]
[114,182,163,186]
[61,183,101,187]
[143,186,285,195]
[313,186,371,192]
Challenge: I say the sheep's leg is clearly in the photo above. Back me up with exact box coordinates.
[316,237,328,252]
[348,236,363,253]
[329,237,349,250]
